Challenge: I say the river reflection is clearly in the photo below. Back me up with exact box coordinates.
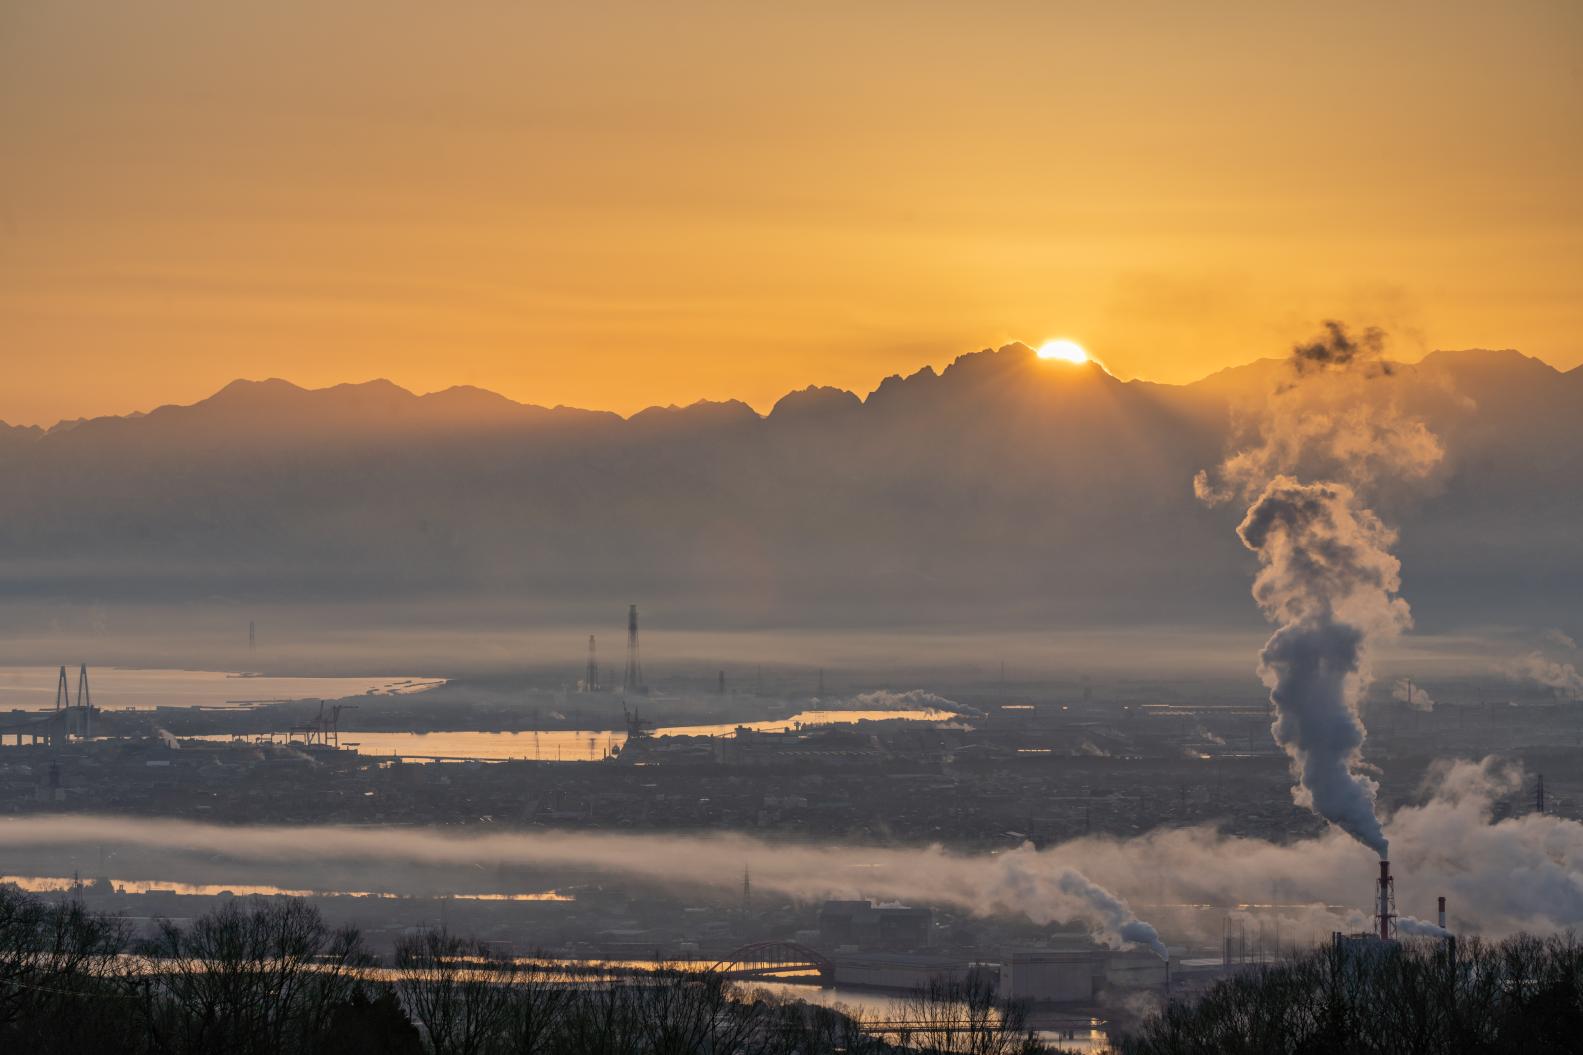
[0,667,444,711]
[0,874,572,902]
[742,981,1112,1052]
[195,708,958,761]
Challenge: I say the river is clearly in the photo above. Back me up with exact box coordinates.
[195,708,960,760]
[0,666,444,711]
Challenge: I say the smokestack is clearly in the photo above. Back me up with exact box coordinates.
[1437,895,1446,930]
[1376,860,1396,941]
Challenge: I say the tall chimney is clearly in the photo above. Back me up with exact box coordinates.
[1437,895,1446,930]
[1376,860,1395,941]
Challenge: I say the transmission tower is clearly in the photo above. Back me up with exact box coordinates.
[623,605,644,693]
[585,635,598,692]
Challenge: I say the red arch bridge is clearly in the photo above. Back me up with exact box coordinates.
[711,941,833,985]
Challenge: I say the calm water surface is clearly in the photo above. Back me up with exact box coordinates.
[321,708,958,760]
[0,873,570,902]
[0,667,444,711]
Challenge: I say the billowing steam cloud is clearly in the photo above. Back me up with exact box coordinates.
[1391,678,1434,712]
[1236,478,1406,856]
[1542,629,1577,652]
[1197,323,1443,860]
[0,816,1163,958]
[1502,651,1583,698]
[1193,324,1441,507]
[998,858,1168,958]
[1396,916,1451,938]
[0,758,1573,945]
[848,689,977,717]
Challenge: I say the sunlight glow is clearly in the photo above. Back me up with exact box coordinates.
[1037,339,1089,364]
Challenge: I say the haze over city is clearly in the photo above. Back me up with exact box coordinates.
[1,4,1579,1054]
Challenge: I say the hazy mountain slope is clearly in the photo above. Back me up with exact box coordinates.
[0,346,1576,631]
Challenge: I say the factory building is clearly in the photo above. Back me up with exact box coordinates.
[830,954,990,992]
[1001,950,1098,1004]
[818,899,932,951]
[1001,947,1169,1004]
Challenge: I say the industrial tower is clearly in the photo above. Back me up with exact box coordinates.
[1375,860,1397,941]
[623,604,644,693]
[76,664,91,738]
[585,635,598,692]
[52,664,92,739]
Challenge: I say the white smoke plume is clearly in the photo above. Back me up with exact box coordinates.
[1193,323,1442,507]
[1392,678,1435,712]
[995,856,1167,959]
[1396,916,1451,938]
[0,818,1161,957]
[1196,324,1443,860]
[1502,651,1583,697]
[0,759,1573,945]
[1543,629,1578,652]
[848,689,979,717]
[1236,477,1406,857]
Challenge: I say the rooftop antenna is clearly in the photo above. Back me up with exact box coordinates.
[585,635,598,693]
[623,605,644,693]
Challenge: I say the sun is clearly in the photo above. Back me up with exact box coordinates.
[1037,339,1089,364]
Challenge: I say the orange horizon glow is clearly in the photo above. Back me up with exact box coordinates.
[1037,339,1091,365]
[2,3,1579,426]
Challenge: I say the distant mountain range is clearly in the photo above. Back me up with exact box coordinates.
[2,346,1579,631]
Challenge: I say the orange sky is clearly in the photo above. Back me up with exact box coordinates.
[2,2,1579,424]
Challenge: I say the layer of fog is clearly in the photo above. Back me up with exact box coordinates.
[0,758,1574,947]
[0,599,1555,686]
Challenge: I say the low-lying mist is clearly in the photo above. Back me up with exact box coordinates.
[0,597,1537,685]
[1,757,1573,948]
